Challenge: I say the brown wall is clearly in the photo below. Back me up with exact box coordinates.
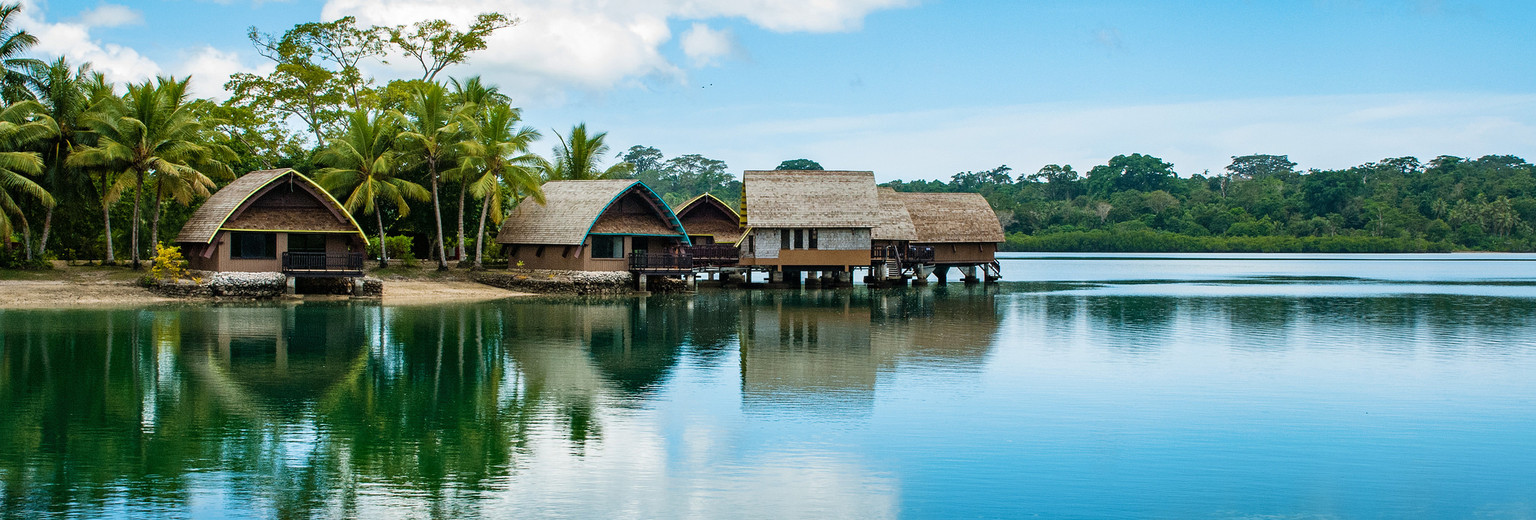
[921,242,997,265]
[505,235,639,271]
[183,233,359,273]
[738,248,871,269]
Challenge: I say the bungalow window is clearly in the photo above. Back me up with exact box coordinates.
[231,232,276,259]
[592,235,623,259]
[289,233,327,254]
[780,229,791,250]
[808,229,818,250]
[793,229,804,249]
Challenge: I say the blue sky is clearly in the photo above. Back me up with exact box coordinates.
[20,0,1536,181]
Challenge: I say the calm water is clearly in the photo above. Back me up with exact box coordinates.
[3,254,1536,519]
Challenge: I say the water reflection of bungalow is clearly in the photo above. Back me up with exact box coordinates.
[176,168,368,277]
[896,192,1005,282]
[496,180,692,278]
[737,289,1000,415]
[737,170,879,284]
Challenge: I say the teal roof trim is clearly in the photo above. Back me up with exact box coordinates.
[581,181,692,246]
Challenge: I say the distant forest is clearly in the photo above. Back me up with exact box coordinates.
[881,154,1536,253]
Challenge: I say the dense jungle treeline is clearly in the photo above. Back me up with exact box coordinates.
[882,153,1536,253]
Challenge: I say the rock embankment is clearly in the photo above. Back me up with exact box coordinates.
[146,271,383,299]
[474,270,635,294]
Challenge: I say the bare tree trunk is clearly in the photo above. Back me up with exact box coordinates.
[455,181,466,267]
[20,214,32,261]
[38,207,52,258]
[428,157,448,271]
[376,202,388,268]
[102,200,115,265]
[130,171,144,270]
[474,193,490,269]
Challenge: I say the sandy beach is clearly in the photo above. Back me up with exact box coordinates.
[380,279,528,305]
[0,264,528,309]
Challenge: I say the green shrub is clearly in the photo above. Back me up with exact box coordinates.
[367,236,416,263]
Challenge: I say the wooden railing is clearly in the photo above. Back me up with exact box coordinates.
[282,252,365,276]
[687,244,739,266]
[871,246,935,264]
[629,252,693,272]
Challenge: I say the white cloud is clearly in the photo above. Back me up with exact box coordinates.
[680,23,738,67]
[77,3,143,28]
[17,1,159,83]
[174,46,270,101]
[320,0,910,104]
[612,93,1536,181]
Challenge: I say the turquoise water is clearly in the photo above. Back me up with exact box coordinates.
[2,255,1535,518]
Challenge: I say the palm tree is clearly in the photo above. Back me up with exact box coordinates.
[32,58,97,256]
[142,78,231,253]
[541,123,631,181]
[393,81,471,270]
[450,103,542,269]
[0,2,43,104]
[316,109,429,268]
[78,72,119,263]
[0,100,53,255]
[447,75,508,264]
[71,76,232,269]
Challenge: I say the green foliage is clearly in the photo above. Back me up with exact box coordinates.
[621,145,738,208]
[541,123,630,181]
[387,13,518,82]
[887,153,1536,253]
[367,235,415,261]
[775,159,822,171]
[1007,230,1453,253]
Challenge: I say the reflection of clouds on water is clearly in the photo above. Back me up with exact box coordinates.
[466,421,898,520]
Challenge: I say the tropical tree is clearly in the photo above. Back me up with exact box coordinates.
[0,100,53,257]
[31,58,98,256]
[71,76,232,269]
[540,123,630,181]
[316,109,429,267]
[775,158,822,171]
[450,103,541,269]
[392,81,469,270]
[0,2,43,104]
[446,75,507,263]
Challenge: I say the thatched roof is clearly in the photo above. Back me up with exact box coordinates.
[897,192,1005,243]
[496,180,688,245]
[873,187,917,241]
[742,170,879,228]
[176,168,365,244]
[677,193,746,243]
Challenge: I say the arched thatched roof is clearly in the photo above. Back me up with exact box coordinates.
[677,193,746,244]
[495,180,689,246]
[176,168,366,244]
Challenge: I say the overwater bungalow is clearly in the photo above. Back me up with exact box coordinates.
[896,192,1005,282]
[870,187,920,282]
[675,192,746,267]
[496,179,691,275]
[175,168,367,277]
[737,170,878,284]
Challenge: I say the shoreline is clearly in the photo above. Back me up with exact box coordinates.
[0,265,533,309]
